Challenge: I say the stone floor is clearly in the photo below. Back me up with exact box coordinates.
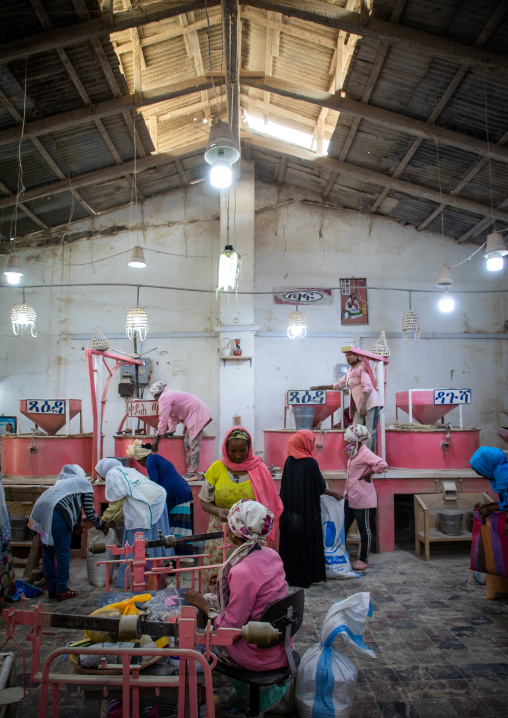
[2,543,508,718]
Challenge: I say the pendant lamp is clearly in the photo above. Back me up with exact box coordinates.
[11,289,37,336]
[128,246,147,268]
[217,245,240,292]
[204,121,240,189]
[484,231,507,272]
[126,287,148,340]
[4,254,23,284]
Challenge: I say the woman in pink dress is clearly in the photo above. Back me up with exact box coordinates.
[149,382,212,479]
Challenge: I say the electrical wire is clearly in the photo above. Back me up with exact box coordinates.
[10,59,28,246]
[205,0,220,118]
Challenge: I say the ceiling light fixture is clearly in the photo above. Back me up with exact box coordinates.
[484,231,507,272]
[204,121,240,189]
[126,287,148,341]
[217,245,240,292]
[11,289,36,336]
[439,289,455,313]
[287,296,307,339]
[128,246,147,268]
[4,254,23,284]
[435,265,454,312]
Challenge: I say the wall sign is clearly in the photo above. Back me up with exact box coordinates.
[287,390,326,405]
[434,389,471,405]
[127,400,159,417]
[340,278,368,325]
[26,400,66,415]
[274,288,332,305]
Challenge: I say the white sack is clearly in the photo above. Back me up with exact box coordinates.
[321,496,359,579]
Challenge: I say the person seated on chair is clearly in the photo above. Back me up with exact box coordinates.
[184,498,290,671]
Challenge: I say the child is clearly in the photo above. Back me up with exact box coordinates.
[343,425,388,570]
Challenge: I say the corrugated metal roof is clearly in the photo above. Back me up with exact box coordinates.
[1,0,507,248]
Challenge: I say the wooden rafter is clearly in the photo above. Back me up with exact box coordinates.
[0,179,47,231]
[370,0,508,222]
[180,11,212,123]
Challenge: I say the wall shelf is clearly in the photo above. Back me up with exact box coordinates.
[221,356,253,368]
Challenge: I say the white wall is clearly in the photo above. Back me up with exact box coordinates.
[1,175,506,464]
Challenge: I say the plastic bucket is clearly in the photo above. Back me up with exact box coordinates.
[467,510,474,531]
[10,515,28,541]
[438,510,464,536]
[293,406,315,430]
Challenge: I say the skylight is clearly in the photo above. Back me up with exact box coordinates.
[244,112,329,155]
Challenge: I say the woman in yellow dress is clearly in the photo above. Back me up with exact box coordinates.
[199,427,282,591]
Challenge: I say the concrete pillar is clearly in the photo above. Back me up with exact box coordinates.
[216,160,258,443]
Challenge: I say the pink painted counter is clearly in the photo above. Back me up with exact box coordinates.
[114,434,216,476]
[1,434,94,477]
[264,430,347,471]
[385,429,480,469]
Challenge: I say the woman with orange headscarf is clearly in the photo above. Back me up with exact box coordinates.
[279,430,342,588]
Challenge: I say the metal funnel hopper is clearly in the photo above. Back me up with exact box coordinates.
[396,391,456,425]
[20,399,82,435]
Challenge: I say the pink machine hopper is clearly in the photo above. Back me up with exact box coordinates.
[285,390,342,429]
[19,399,83,435]
[396,391,459,425]
[124,399,160,430]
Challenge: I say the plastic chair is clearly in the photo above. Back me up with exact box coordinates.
[214,588,305,717]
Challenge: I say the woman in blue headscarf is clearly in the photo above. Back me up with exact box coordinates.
[470,447,508,517]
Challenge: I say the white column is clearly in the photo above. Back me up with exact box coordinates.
[216,160,257,441]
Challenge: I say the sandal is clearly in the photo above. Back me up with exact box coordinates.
[56,589,78,602]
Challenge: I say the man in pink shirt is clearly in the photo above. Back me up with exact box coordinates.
[150,382,212,480]
[342,424,388,570]
[313,349,383,452]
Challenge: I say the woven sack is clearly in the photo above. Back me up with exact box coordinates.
[371,330,390,357]
[90,326,109,351]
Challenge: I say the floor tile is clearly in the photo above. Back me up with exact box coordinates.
[377,701,418,717]
[412,698,458,718]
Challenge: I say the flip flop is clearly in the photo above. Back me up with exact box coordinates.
[56,589,79,602]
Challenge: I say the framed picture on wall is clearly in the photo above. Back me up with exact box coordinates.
[0,416,16,435]
[340,278,368,325]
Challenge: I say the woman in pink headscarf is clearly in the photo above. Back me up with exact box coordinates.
[199,426,283,591]
[279,430,342,588]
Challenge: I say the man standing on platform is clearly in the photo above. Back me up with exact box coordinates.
[150,382,212,480]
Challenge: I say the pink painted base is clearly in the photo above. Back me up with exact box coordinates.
[264,430,347,471]
[114,435,216,476]
[386,429,480,469]
[1,434,94,477]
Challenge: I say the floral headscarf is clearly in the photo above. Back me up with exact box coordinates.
[149,381,167,396]
[344,424,370,459]
[217,499,274,613]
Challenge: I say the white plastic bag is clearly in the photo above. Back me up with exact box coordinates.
[321,496,359,579]
[295,592,375,718]
[87,528,115,587]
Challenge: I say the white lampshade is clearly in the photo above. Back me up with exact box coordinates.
[4,254,23,284]
[484,232,507,271]
[126,306,148,340]
[204,121,240,165]
[210,159,232,189]
[435,265,453,287]
[11,303,37,336]
[128,246,147,268]
[287,310,308,339]
[439,290,455,313]
[217,245,239,292]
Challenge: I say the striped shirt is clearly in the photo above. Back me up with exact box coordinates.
[55,492,105,531]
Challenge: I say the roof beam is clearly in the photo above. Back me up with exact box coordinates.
[0,1,222,65]
[0,180,48,230]
[223,0,241,149]
[369,0,508,218]
[243,0,508,71]
[243,76,508,165]
[2,0,506,73]
[244,134,508,224]
[0,77,215,148]
[0,141,207,210]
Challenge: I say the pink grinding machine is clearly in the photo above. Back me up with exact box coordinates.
[387,388,480,469]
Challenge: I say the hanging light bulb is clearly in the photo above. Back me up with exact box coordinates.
[484,232,507,272]
[11,302,37,336]
[439,288,455,313]
[217,245,240,292]
[126,306,148,340]
[128,246,147,268]
[4,254,23,284]
[204,121,240,190]
[287,310,308,339]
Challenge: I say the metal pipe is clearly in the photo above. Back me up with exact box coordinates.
[88,530,224,555]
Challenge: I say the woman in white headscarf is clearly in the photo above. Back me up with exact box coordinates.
[29,464,107,601]
[343,425,387,571]
[0,478,16,603]
[95,458,174,589]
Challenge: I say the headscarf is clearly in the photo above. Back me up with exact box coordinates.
[220,426,283,543]
[29,465,93,546]
[217,499,274,613]
[287,430,315,459]
[95,458,121,478]
[149,381,167,396]
[470,447,508,496]
[344,424,370,459]
[126,439,152,461]
[105,466,166,530]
